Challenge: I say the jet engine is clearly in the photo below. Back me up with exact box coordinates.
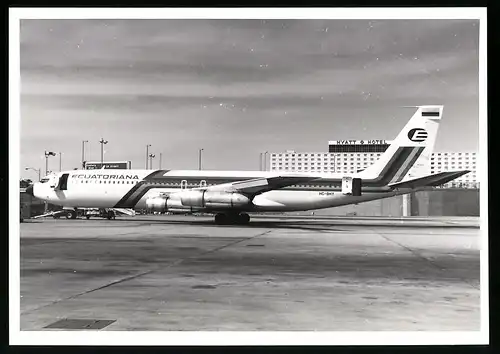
[145,196,188,212]
[179,190,250,209]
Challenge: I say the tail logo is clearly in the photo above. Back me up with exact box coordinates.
[407,128,428,142]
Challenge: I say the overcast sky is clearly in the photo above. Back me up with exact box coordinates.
[19,19,479,178]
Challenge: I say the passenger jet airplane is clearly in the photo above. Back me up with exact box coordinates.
[26,105,469,225]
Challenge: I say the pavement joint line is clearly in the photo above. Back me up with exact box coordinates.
[372,229,479,291]
[20,229,273,316]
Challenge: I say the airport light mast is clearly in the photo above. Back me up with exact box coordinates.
[198,148,204,170]
[82,140,88,169]
[99,138,108,167]
[146,144,151,169]
[259,151,268,171]
[25,167,41,181]
[159,152,162,169]
[148,153,156,170]
[44,151,56,175]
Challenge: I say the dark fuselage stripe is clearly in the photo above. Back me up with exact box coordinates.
[390,147,424,184]
[114,170,169,208]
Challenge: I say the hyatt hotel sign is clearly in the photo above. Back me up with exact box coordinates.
[330,140,390,145]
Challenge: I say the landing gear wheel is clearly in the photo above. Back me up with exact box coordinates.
[214,213,227,225]
[239,213,250,225]
[65,210,77,219]
[107,210,115,220]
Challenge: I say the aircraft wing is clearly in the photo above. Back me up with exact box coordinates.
[388,170,470,189]
[192,174,321,195]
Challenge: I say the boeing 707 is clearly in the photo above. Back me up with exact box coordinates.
[26,105,469,224]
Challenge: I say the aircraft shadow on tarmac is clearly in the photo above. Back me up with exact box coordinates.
[110,217,476,231]
[23,216,477,231]
[111,218,344,233]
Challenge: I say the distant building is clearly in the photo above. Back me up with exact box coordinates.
[269,140,479,188]
[430,152,478,188]
[270,140,393,174]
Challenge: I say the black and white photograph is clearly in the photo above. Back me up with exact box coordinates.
[11,7,488,346]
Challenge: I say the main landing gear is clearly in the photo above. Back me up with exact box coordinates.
[214,213,250,225]
[65,209,77,219]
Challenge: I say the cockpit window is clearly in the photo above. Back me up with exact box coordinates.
[40,178,49,183]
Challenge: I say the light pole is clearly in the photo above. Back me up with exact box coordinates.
[44,151,56,175]
[149,153,155,170]
[146,144,151,169]
[59,152,62,172]
[25,167,41,181]
[99,138,108,167]
[259,152,268,171]
[82,140,88,169]
[259,152,262,171]
[159,152,162,169]
[198,148,204,170]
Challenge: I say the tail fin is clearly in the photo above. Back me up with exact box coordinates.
[358,105,443,185]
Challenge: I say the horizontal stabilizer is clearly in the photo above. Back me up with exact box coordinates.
[388,170,470,189]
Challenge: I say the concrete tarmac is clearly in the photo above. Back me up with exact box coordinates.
[20,215,481,331]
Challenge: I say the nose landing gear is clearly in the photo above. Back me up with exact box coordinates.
[214,213,250,225]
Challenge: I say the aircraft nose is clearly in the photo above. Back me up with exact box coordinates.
[26,184,34,197]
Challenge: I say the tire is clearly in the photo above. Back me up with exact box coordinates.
[214,213,227,225]
[65,210,77,219]
[86,216,91,220]
[239,213,250,224]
